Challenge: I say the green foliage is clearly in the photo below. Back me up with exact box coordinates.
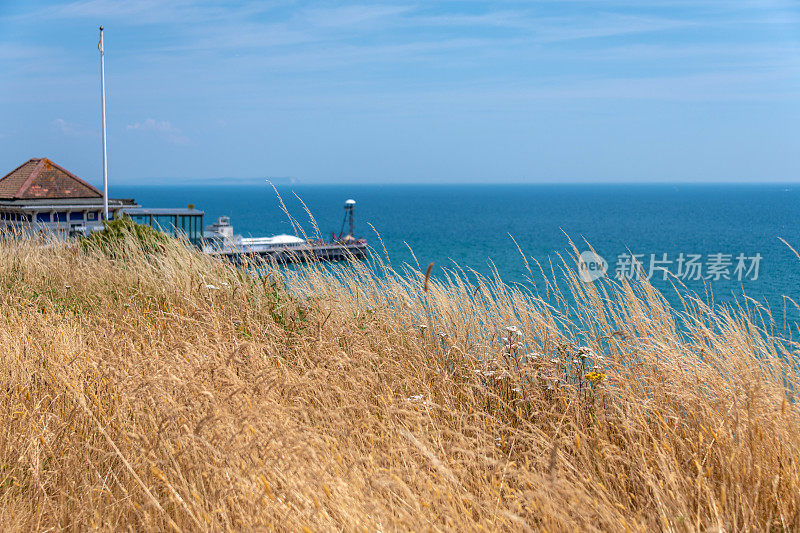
[80,216,170,256]
[259,273,311,332]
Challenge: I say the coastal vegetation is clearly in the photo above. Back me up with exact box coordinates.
[0,226,798,531]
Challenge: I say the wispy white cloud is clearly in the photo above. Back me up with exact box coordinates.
[413,10,693,41]
[51,118,94,137]
[40,0,231,24]
[0,43,57,61]
[532,15,696,43]
[8,0,289,29]
[298,4,412,29]
[127,118,188,145]
[13,0,797,67]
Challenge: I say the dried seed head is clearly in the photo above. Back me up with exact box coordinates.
[577,346,594,359]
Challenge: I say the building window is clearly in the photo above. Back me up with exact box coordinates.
[36,213,51,223]
[70,212,84,221]
[177,214,203,246]
[87,212,97,221]
[153,215,177,236]
[54,212,68,222]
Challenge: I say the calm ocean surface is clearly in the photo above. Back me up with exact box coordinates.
[114,183,800,323]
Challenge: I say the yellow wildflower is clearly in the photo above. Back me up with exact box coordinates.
[586,371,606,384]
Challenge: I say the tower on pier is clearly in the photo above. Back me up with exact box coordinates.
[339,199,356,240]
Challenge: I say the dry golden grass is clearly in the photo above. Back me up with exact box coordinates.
[0,229,798,531]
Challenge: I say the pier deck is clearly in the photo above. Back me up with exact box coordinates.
[205,241,368,264]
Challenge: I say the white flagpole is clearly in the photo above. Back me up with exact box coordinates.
[99,26,109,220]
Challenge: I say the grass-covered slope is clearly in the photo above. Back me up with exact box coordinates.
[0,228,798,531]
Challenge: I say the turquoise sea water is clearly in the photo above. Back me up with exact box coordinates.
[114,183,800,323]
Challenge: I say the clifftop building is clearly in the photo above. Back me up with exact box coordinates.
[0,157,135,236]
[0,158,204,245]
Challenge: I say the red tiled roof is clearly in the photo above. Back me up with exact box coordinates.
[0,158,102,200]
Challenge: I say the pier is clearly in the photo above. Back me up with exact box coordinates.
[205,240,367,264]
[201,199,367,263]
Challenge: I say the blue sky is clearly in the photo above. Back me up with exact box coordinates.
[1,0,799,185]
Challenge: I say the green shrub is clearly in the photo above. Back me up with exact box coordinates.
[80,216,171,256]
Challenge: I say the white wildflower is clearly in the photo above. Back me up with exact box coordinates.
[577,346,594,359]
[505,325,523,337]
